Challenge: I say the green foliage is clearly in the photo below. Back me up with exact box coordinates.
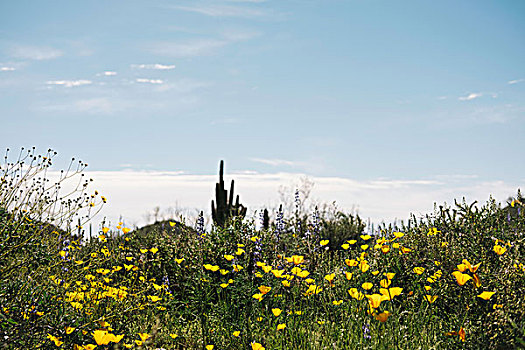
[1,149,524,349]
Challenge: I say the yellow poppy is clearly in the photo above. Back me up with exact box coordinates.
[292,255,304,265]
[362,282,373,290]
[375,311,390,322]
[345,259,358,267]
[320,239,329,246]
[493,245,506,255]
[277,323,286,330]
[425,295,438,304]
[332,300,343,305]
[360,234,372,240]
[251,342,265,350]
[345,272,353,280]
[477,291,495,300]
[258,285,271,294]
[393,231,404,238]
[224,255,234,261]
[452,271,472,286]
[272,308,282,317]
[413,267,425,275]
[366,294,383,308]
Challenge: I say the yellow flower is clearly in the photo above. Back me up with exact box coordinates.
[348,288,364,300]
[384,272,396,280]
[359,261,370,273]
[47,334,63,347]
[203,264,219,272]
[258,285,271,294]
[65,326,75,334]
[138,333,150,342]
[93,330,112,345]
[102,227,109,234]
[380,279,391,288]
[375,311,390,322]
[393,231,404,238]
[251,342,265,350]
[452,271,472,286]
[371,270,380,276]
[348,240,357,244]
[272,308,282,317]
[224,254,234,261]
[400,246,412,254]
[148,295,161,302]
[169,221,176,227]
[341,243,350,250]
[175,258,184,264]
[122,227,131,234]
[381,245,391,253]
[324,273,335,283]
[271,269,284,278]
[392,242,400,249]
[170,333,178,339]
[362,282,373,290]
[233,264,244,272]
[236,248,245,255]
[413,267,425,275]
[345,272,353,280]
[150,247,158,254]
[332,300,343,305]
[477,291,496,300]
[360,234,372,240]
[320,239,329,246]
[277,323,286,330]
[252,293,264,302]
[282,280,291,287]
[345,259,358,267]
[365,294,384,308]
[425,295,438,304]
[206,345,214,350]
[494,245,506,255]
[361,244,369,251]
[292,255,304,265]
[140,249,148,254]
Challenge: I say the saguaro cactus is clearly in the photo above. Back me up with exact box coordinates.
[211,160,247,227]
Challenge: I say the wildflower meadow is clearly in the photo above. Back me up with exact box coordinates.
[1,148,524,349]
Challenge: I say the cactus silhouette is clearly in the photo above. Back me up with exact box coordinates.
[211,160,247,227]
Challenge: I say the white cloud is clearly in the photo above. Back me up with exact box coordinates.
[72,170,521,228]
[458,92,482,101]
[136,78,164,84]
[0,67,16,71]
[150,39,228,58]
[99,71,117,76]
[250,158,302,167]
[508,79,523,85]
[10,45,63,60]
[174,4,265,17]
[46,80,92,88]
[131,64,176,70]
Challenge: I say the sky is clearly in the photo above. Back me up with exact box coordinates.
[1,0,524,227]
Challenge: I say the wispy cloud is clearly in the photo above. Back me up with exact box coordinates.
[458,92,482,101]
[250,158,303,167]
[9,45,63,60]
[131,64,176,70]
[39,97,125,115]
[46,80,92,88]
[508,79,523,85]
[0,66,16,71]
[150,39,228,58]
[136,78,164,84]
[97,71,117,76]
[173,4,266,18]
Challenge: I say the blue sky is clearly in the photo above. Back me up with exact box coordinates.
[1,0,524,224]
